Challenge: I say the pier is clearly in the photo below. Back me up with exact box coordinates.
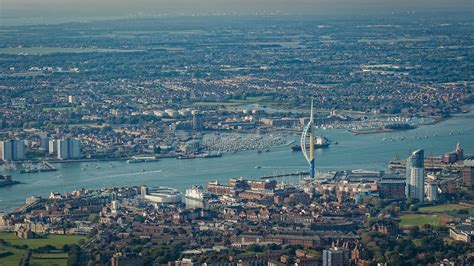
[259,171,309,180]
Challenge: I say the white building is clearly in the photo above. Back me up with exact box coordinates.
[425,183,439,202]
[48,140,58,155]
[57,139,81,160]
[0,140,25,161]
[406,149,425,202]
[68,95,77,104]
[141,186,182,205]
[111,200,121,216]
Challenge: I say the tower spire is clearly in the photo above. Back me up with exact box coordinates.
[309,99,315,178]
[299,99,316,179]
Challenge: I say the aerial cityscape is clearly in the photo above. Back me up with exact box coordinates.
[0,1,473,265]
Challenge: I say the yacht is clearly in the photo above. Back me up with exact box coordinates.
[185,185,211,201]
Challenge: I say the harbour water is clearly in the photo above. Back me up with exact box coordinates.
[1,106,473,212]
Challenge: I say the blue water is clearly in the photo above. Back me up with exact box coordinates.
[1,107,473,212]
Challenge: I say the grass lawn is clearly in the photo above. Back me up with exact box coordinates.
[29,253,68,266]
[419,204,474,215]
[193,101,240,107]
[0,232,87,249]
[42,107,76,112]
[399,214,451,227]
[0,246,25,266]
[227,96,270,104]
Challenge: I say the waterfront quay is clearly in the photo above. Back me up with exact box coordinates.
[1,152,473,265]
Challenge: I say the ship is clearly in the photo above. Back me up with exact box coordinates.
[291,136,330,151]
[185,185,211,201]
[0,175,20,187]
[127,156,159,163]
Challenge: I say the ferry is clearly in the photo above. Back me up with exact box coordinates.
[185,185,211,201]
[291,136,330,151]
[127,156,159,163]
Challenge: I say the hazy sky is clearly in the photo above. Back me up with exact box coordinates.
[1,0,472,18]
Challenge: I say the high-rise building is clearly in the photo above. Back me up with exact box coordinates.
[48,140,58,155]
[68,95,77,104]
[57,139,81,160]
[0,140,25,161]
[463,160,474,190]
[39,137,49,150]
[323,247,349,266]
[425,182,438,202]
[192,113,203,131]
[405,149,425,202]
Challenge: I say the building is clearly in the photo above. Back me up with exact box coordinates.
[323,247,349,266]
[248,179,277,190]
[48,140,58,155]
[375,179,405,200]
[192,113,203,131]
[39,137,49,150]
[463,160,474,190]
[261,118,299,127]
[57,139,81,160]
[110,253,144,266]
[68,95,77,104]
[141,186,182,205]
[449,221,473,243]
[425,182,438,202]
[207,181,233,195]
[405,149,425,202]
[442,143,464,164]
[0,140,25,161]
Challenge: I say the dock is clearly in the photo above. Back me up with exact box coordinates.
[259,171,309,179]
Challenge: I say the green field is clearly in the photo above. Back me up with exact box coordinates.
[193,96,271,107]
[29,253,68,266]
[0,232,86,249]
[42,107,76,112]
[399,214,450,227]
[227,96,270,104]
[419,204,474,215]
[0,246,25,266]
[193,101,240,107]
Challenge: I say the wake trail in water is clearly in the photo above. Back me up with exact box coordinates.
[102,170,163,179]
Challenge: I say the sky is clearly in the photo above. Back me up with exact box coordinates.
[1,0,472,20]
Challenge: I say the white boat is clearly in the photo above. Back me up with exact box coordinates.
[127,156,159,163]
[185,185,211,201]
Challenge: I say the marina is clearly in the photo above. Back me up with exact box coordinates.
[0,107,474,212]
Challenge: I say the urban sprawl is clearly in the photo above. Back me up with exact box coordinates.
[0,14,474,266]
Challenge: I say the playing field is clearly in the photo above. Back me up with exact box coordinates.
[29,253,68,266]
[0,232,86,249]
[227,96,270,103]
[0,247,25,266]
[42,107,77,112]
[419,204,474,215]
[399,214,451,227]
[193,101,240,107]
